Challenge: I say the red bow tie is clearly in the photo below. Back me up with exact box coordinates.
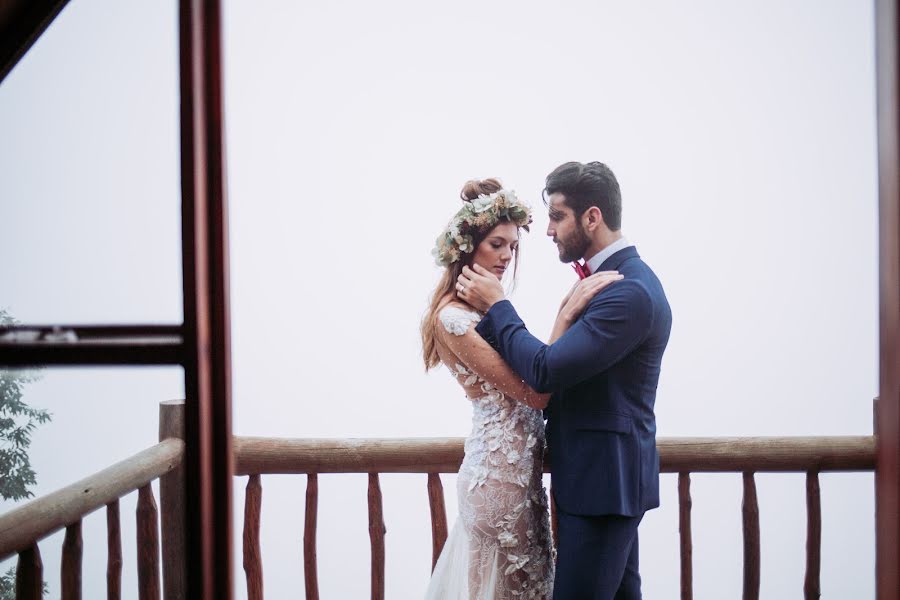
[572,261,591,280]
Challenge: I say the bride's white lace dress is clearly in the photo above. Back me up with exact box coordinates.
[425,304,555,600]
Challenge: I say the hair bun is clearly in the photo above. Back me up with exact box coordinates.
[460,178,503,201]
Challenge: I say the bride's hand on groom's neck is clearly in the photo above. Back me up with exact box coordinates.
[457,264,504,313]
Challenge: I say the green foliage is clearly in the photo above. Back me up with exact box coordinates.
[0,565,48,599]
[0,567,12,600]
[0,309,50,502]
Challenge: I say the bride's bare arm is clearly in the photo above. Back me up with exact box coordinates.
[436,307,551,410]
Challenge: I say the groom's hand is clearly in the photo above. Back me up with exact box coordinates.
[457,264,505,312]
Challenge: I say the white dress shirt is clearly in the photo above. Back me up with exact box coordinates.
[585,236,633,274]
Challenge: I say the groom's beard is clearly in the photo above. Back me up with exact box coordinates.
[556,224,591,264]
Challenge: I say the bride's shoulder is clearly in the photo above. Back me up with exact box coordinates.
[437,302,482,336]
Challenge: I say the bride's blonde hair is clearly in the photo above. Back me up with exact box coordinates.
[421,178,521,370]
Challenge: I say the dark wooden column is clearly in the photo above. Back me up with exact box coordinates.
[876,1,900,599]
[179,0,234,597]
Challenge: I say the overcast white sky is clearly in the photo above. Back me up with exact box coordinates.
[0,1,879,598]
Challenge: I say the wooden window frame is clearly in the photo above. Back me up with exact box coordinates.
[0,1,234,596]
[875,2,900,599]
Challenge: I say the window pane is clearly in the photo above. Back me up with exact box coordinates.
[0,1,182,324]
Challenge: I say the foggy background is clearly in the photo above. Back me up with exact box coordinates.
[0,1,878,597]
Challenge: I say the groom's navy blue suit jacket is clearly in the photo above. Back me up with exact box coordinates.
[475,246,671,517]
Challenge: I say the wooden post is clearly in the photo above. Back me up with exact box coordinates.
[137,484,161,600]
[875,0,900,598]
[107,500,122,600]
[16,543,43,600]
[242,475,263,600]
[159,400,185,600]
[742,472,760,600]
[804,471,821,600]
[678,472,693,600]
[179,0,235,596]
[367,473,386,600]
[304,473,320,600]
[426,473,448,571]
[62,519,82,599]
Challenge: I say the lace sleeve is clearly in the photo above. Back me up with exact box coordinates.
[437,305,551,410]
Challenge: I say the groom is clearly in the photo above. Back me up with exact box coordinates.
[457,161,671,599]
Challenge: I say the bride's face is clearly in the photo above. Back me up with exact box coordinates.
[471,222,518,280]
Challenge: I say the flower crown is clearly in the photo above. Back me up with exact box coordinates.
[431,189,533,267]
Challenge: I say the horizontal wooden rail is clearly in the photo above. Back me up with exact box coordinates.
[0,325,183,365]
[0,438,184,560]
[233,435,875,475]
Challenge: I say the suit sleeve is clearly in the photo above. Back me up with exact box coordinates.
[474,279,654,393]
[436,315,551,410]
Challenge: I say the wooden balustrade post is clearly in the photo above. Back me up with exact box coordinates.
[304,473,320,600]
[243,474,263,600]
[678,472,693,600]
[158,400,185,600]
[804,471,821,600]
[426,473,448,571]
[107,500,123,600]
[16,543,43,600]
[742,472,760,600]
[61,519,83,599]
[137,484,161,600]
[367,473,386,600]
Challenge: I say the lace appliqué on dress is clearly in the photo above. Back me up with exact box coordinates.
[439,305,482,336]
[428,305,555,599]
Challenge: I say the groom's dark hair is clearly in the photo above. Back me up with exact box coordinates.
[543,161,622,231]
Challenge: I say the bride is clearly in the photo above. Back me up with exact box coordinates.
[421,178,620,599]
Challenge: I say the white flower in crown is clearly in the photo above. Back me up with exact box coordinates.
[471,194,496,213]
[431,189,533,267]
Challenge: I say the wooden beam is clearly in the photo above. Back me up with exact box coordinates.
[875,1,900,599]
[179,0,234,596]
[0,325,182,366]
[233,436,876,475]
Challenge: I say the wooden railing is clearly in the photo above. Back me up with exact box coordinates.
[0,401,185,600]
[0,401,877,600]
[232,434,876,600]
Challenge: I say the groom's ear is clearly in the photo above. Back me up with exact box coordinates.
[583,206,604,231]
